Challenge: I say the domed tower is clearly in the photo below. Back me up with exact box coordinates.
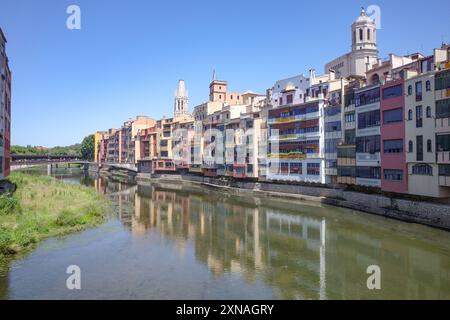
[352,7,377,52]
[174,80,189,118]
[350,7,379,77]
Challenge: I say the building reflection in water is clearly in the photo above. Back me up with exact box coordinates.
[91,174,450,300]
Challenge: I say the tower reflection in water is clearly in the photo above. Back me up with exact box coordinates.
[93,176,450,300]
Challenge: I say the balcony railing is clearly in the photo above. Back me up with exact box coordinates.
[437,151,450,164]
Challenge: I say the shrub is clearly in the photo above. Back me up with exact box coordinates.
[0,193,21,216]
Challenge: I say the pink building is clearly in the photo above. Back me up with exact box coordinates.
[380,79,408,193]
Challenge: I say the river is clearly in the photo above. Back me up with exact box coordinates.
[1,167,450,299]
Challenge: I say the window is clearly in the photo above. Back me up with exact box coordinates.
[290,163,302,174]
[325,121,341,132]
[382,84,402,100]
[345,113,355,123]
[345,129,356,144]
[426,106,432,118]
[384,169,403,181]
[408,109,413,121]
[408,85,412,95]
[307,163,320,175]
[435,69,450,91]
[279,97,283,106]
[412,164,433,175]
[415,81,422,101]
[356,135,380,154]
[356,166,381,179]
[355,87,380,107]
[286,94,293,104]
[416,106,423,128]
[436,98,450,119]
[359,28,363,41]
[383,108,402,124]
[338,166,356,177]
[325,138,340,153]
[367,29,371,40]
[437,134,450,151]
[439,164,450,177]
[416,135,423,161]
[408,141,413,153]
[384,139,403,153]
[358,110,380,129]
[427,139,432,153]
[279,163,289,174]
[426,80,431,91]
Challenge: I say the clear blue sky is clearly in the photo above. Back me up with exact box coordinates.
[1,0,449,147]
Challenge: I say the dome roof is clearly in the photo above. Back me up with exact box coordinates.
[354,7,375,24]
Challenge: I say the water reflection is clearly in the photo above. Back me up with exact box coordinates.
[2,168,450,299]
[93,175,450,300]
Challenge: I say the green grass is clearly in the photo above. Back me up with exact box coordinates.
[0,172,109,255]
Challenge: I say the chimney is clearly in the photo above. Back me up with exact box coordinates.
[329,69,335,80]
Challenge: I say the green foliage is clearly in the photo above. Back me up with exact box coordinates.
[81,134,95,161]
[0,193,21,216]
[0,172,109,255]
[11,144,82,157]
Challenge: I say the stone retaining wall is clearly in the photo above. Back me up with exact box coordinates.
[142,173,450,231]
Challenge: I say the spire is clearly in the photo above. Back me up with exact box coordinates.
[176,79,186,97]
[174,80,189,118]
[212,69,216,81]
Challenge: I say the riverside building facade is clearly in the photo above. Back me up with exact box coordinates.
[91,9,450,200]
[0,28,11,178]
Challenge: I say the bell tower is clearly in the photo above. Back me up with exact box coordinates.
[352,7,377,52]
[174,80,189,118]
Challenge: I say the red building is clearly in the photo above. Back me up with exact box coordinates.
[380,78,408,193]
[0,28,11,178]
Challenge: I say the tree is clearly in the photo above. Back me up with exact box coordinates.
[80,135,95,161]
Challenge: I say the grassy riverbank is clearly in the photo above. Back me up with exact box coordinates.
[0,172,109,256]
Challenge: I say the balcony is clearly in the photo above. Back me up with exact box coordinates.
[439,176,450,187]
[268,112,320,125]
[356,178,381,187]
[437,151,450,164]
[345,121,356,130]
[436,117,450,133]
[269,132,320,142]
[268,152,306,161]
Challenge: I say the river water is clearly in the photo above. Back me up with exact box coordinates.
[1,168,450,300]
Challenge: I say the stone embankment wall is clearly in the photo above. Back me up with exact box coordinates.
[136,173,450,231]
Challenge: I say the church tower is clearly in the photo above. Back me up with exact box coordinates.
[352,7,377,52]
[174,80,189,118]
[324,7,379,78]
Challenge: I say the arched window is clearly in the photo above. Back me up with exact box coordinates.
[408,141,413,153]
[359,29,363,41]
[371,73,380,85]
[408,110,413,120]
[408,85,413,95]
[426,106,432,118]
[426,80,431,91]
[427,139,432,152]
[367,29,371,41]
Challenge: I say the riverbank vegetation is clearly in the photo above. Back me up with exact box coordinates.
[11,144,81,157]
[0,172,109,256]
